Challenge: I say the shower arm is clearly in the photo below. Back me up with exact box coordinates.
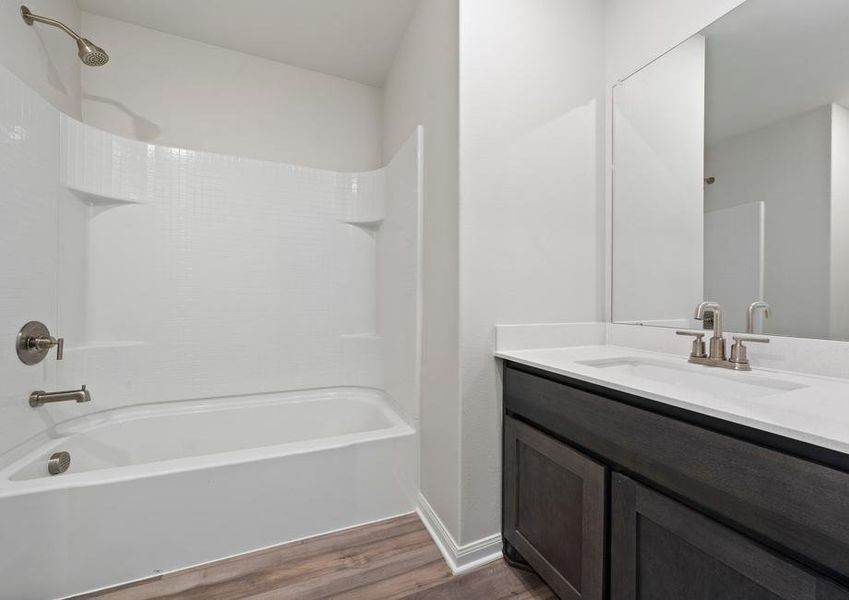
[21,6,85,43]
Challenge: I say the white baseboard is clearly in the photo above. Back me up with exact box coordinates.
[415,492,502,574]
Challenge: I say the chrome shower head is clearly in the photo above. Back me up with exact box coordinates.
[21,5,109,67]
[76,38,109,67]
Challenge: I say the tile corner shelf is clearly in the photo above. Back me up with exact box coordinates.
[342,217,384,228]
[68,187,142,207]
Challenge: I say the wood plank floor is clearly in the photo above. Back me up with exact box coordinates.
[74,514,554,599]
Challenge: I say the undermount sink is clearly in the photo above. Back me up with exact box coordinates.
[576,357,806,401]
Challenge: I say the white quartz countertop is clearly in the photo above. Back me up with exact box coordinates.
[496,345,849,456]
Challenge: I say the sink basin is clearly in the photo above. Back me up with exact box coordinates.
[576,357,806,401]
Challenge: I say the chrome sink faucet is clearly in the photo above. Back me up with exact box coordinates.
[695,301,726,361]
[677,301,769,371]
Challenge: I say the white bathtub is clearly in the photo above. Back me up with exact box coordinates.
[0,388,416,600]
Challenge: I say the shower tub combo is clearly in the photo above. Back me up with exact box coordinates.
[0,16,423,594]
[0,388,416,599]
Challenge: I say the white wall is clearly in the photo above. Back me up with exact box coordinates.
[831,104,849,340]
[0,0,81,117]
[385,0,607,554]
[704,201,764,333]
[604,0,747,320]
[458,0,605,545]
[604,0,746,85]
[705,106,832,339]
[612,35,705,325]
[383,0,462,540]
[80,13,383,171]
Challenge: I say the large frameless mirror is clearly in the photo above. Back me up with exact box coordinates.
[612,0,849,340]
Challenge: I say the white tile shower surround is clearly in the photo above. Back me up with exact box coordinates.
[1,63,424,598]
[0,64,66,460]
[0,64,422,466]
[59,116,422,418]
[495,322,849,454]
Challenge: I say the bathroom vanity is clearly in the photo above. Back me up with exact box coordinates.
[500,351,849,600]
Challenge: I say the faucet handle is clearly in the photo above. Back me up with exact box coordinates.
[730,335,769,370]
[676,330,707,359]
[33,335,63,360]
[733,335,770,343]
[16,322,64,365]
[676,330,705,338]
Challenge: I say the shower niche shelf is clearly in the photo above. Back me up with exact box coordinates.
[59,114,153,206]
[68,187,141,208]
[342,169,386,228]
[342,217,384,228]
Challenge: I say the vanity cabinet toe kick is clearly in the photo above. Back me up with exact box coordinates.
[501,361,849,600]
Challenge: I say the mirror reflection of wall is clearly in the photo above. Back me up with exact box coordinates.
[613,36,705,329]
[612,0,849,341]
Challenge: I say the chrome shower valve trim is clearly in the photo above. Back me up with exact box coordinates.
[16,321,63,365]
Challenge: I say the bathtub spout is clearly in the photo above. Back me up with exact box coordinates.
[29,385,91,407]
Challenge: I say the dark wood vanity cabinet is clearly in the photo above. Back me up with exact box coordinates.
[503,415,605,600]
[502,362,849,599]
[610,473,849,600]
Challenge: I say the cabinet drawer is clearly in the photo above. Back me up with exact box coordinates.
[503,415,605,600]
[504,365,849,580]
[611,474,849,600]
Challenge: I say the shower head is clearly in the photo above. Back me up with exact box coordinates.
[21,5,109,67]
[76,38,109,67]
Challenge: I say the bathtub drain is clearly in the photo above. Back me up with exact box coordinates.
[48,451,71,475]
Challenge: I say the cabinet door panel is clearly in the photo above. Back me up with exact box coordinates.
[504,416,605,600]
[610,473,849,600]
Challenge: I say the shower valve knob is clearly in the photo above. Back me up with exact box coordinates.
[32,335,64,359]
[16,321,64,365]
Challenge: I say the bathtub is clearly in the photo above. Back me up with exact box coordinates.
[0,388,416,600]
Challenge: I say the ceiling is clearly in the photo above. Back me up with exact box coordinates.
[704,0,849,144]
[77,0,421,87]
